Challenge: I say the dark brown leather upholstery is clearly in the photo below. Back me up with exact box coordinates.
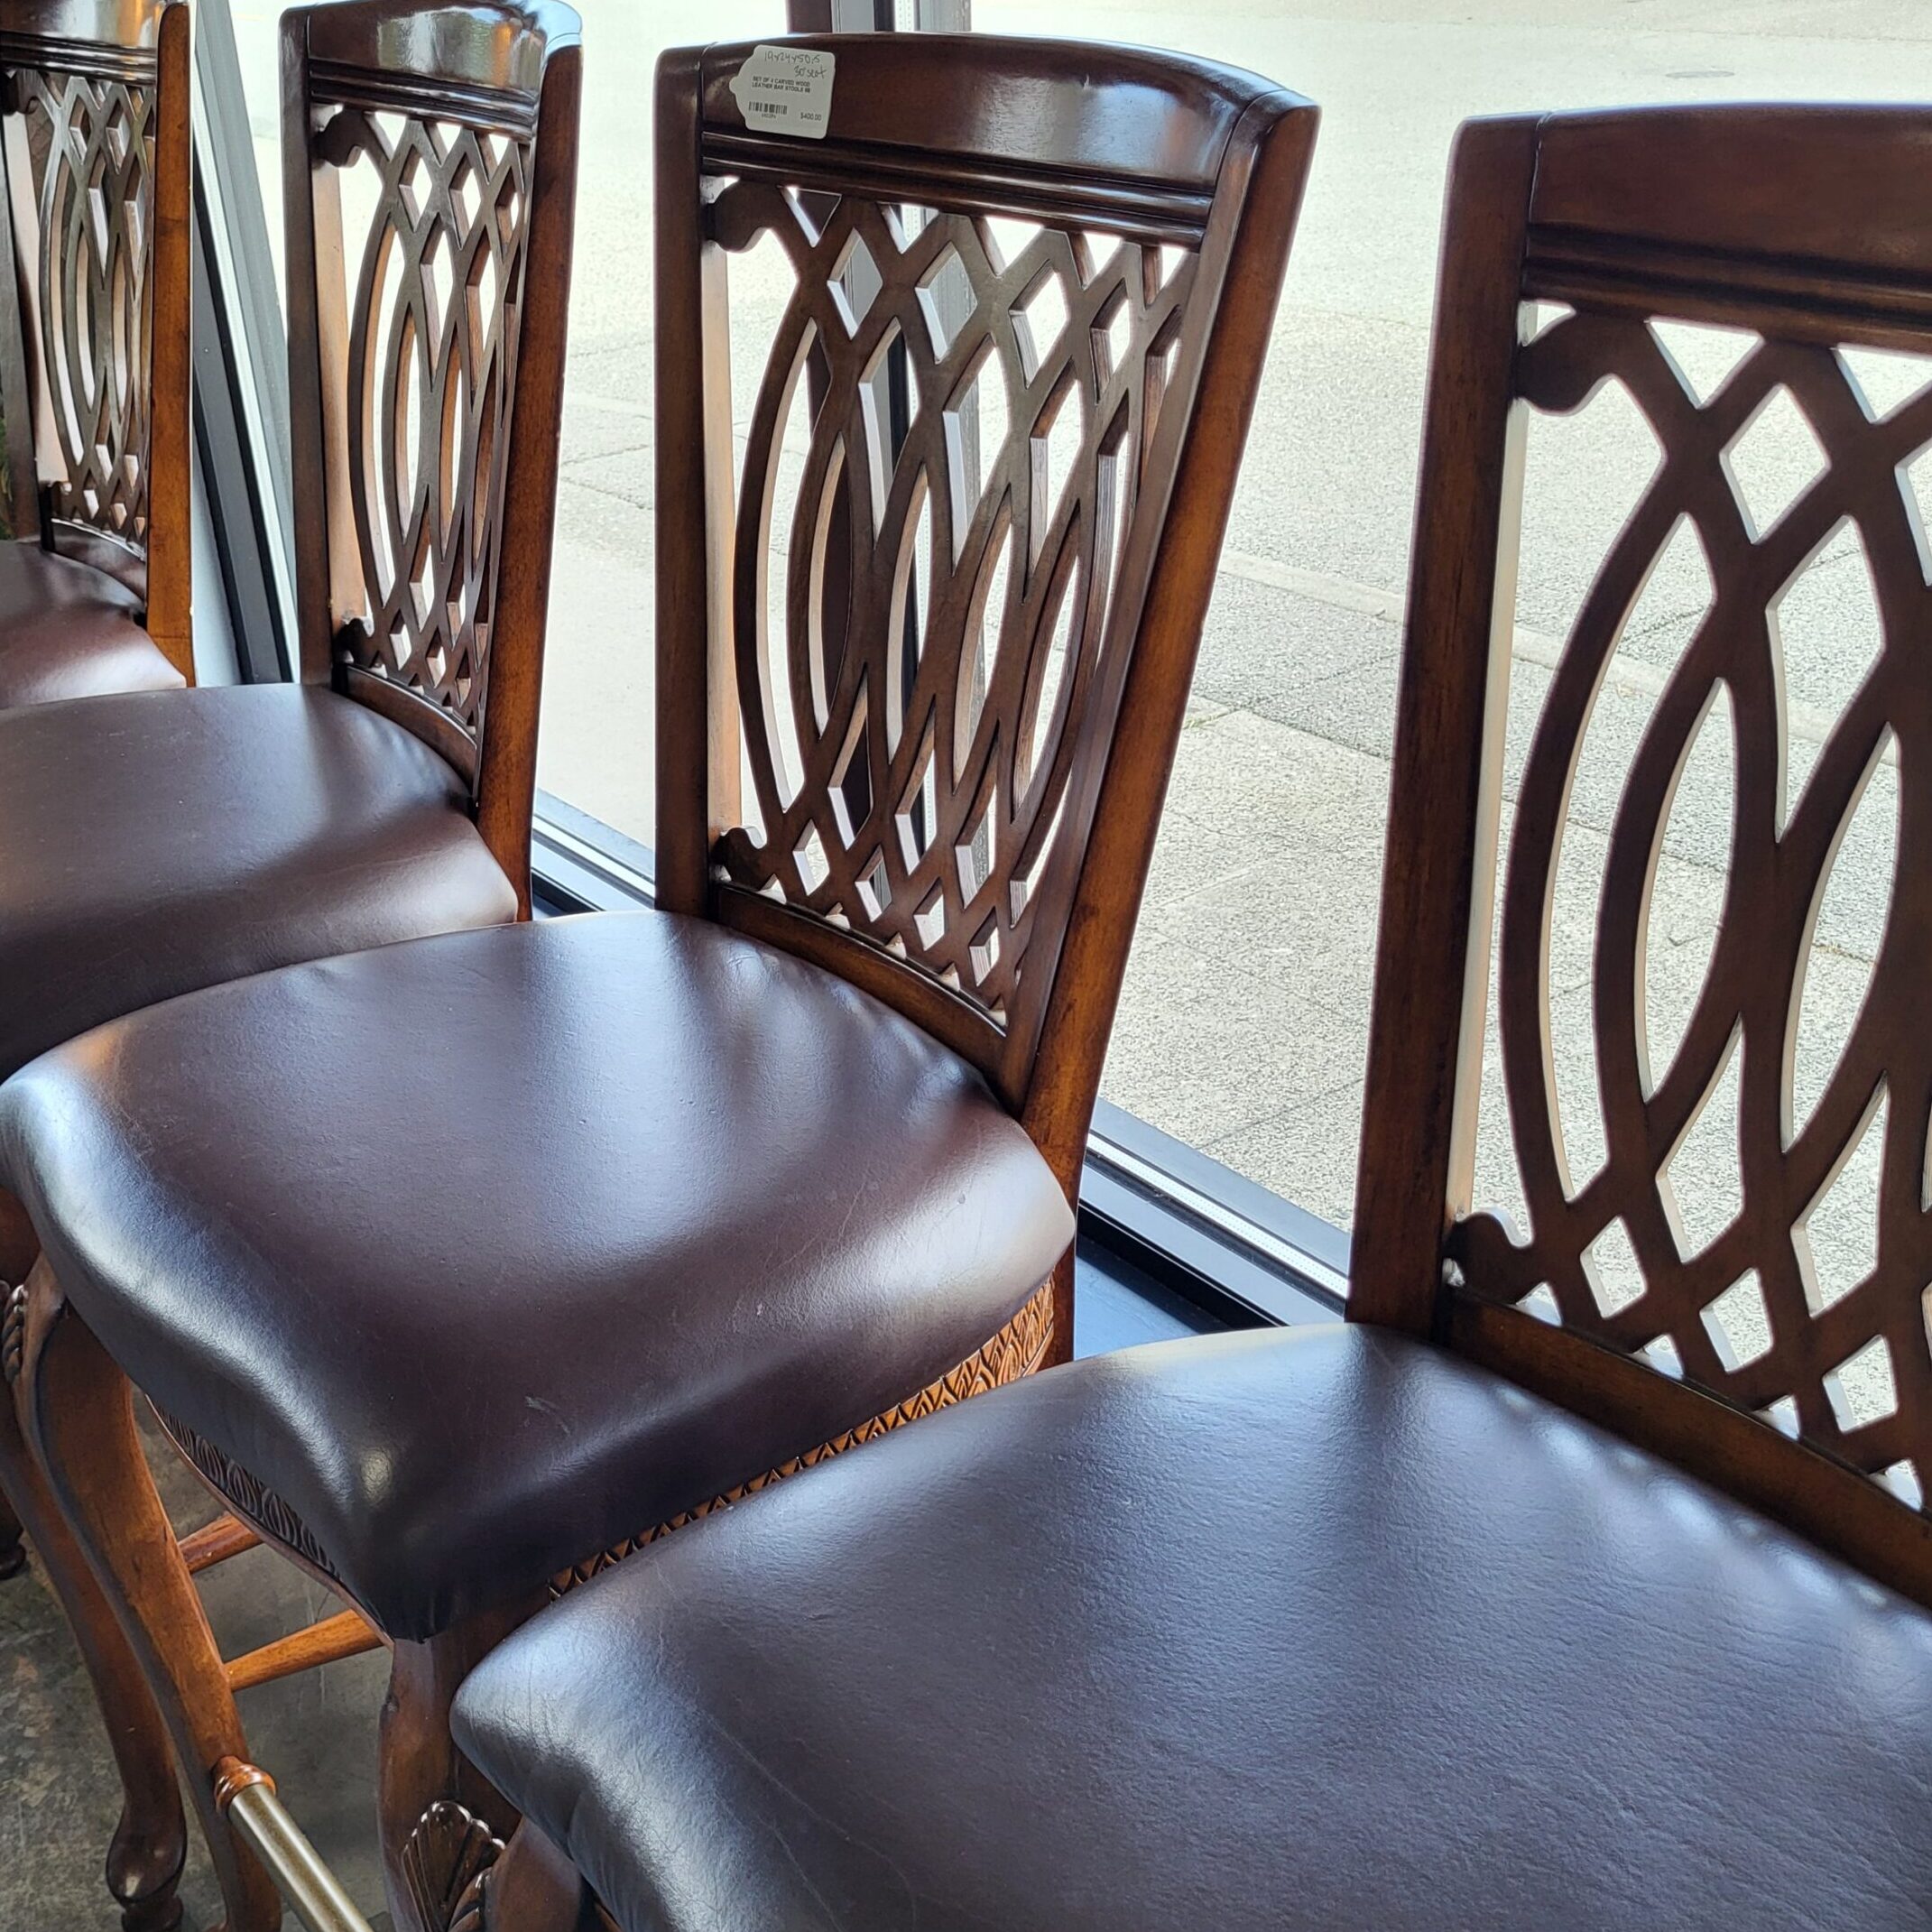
[0,681,515,1081]
[0,911,1073,1640]
[454,1324,1932,1932]
[0,541,182,708]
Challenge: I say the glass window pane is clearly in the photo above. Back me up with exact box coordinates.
[215,2,1932,1259]
[223,1,776,846]
[979,2,1932,1238]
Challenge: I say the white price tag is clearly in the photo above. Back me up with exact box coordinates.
[729,43,837,142]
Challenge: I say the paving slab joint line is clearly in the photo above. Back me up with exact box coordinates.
[1216,547,1877,761]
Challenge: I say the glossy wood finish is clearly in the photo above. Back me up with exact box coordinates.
[143,0,188,669]
[304,0,575,100]
[1348,116,1537,1336]
[171,19,583,1840]
[656,35,1317,1355]
[282,0,579,904]
[224,1606,384,1695]
[0,10,192,1920]
[0,0,190,673]
[0,1296,186,1932]
[5,15,580,1930]
[179,1510,261,1575]
[23,1261,282,1932]
[379,1603,535,1932]
[1354,106,1932,1611]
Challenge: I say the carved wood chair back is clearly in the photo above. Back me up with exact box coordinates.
[1354,105,1932,1611]
[282,0,581,902]
[654,35,1318,1207]
[0,0,190,676]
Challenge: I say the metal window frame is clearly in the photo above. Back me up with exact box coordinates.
[190,0,1352,1338]
[191,0,296,681]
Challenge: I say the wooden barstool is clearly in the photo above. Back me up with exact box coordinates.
[453,103,1932,1932]
[0,0,190,705]
[0,4,580,1926]
[4,32,1314,1932]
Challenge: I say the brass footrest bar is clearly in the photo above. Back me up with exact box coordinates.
[214,1758,379,1932]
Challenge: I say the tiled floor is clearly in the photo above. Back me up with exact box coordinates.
[0,1249,1212,1930]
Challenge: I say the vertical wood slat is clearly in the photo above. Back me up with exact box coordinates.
[0,77,38,539]
[652,45,738,919]
[143,0,191,677]
[1348,115,1542,1335]
[476,43,582,911]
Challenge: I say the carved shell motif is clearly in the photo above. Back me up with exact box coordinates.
[1,1285,23,1384]
[402,1798,503,1932]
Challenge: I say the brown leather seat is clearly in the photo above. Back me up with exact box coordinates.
[0,541,183,708]
[0,911,1073,1641]
[453,1324,1932,1932]
[0,681,515,1080]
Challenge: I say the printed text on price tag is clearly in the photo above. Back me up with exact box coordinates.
[729,44,837,142]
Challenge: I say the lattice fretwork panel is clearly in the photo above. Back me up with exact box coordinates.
[316,105,533,753]
[707,180,1196,1030]
[8,63,153,553]
[1453,301,1932,1511]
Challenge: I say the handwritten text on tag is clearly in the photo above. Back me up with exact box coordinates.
[729,44,836,142]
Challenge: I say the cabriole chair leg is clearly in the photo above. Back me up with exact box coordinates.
[23,1262,282,1932]
[0,1358,187,1930]
[380,1610,534,1932]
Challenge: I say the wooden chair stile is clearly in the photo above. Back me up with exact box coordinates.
[656,34,1317,1353]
